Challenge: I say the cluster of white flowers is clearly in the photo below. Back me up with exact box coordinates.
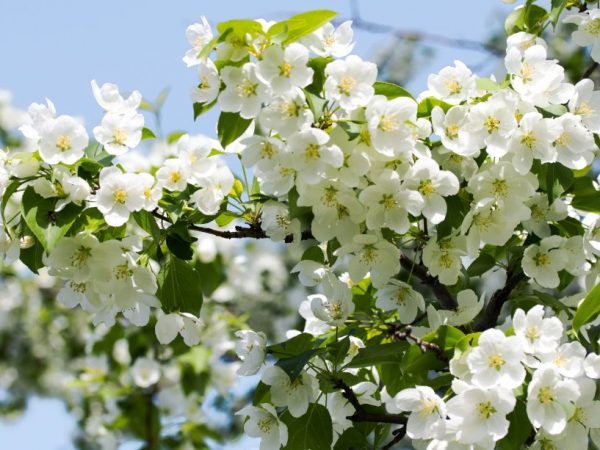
[383,305,600,449]
[3,2,600,448]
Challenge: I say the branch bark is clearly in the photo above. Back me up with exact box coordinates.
[473,268,525,331]
[400,254,457,310]
[334,378,407,426]
[389,324,448,361]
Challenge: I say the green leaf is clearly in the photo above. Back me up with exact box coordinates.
[347,341,409,368]
[277,349,321,380]
[282,403,333,450]
[167,131,187,145]
[305,57,331,96]
[194,255,226,296]
[215,210,238,227]
[423,325,466,352]
[373,81,414,100]
[132,210,161,242]
[198,28,233,60]
[475,77,501,92]
[496,400,532,450]
[549,0,568,28]
[156,256,204,314]
[252,381,271,406]
[571,176,600,213]
[417,97,452,118]
[573,282,600,334]
[141,127,156,140]
[301,246,325,264]
[217,19,263,35]
[467,253,496,277]
[21,186,82,252]
[1,178,25,229]
[269,10,338,44]
[166,233,194,260]
[217,112,252,147]
[19,237,45,273]
[193,100,217,120]
[268,333,317,358]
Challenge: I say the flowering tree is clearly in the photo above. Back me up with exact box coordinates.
[3,0,600,449]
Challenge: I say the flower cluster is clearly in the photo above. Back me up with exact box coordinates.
[2,1,600,449]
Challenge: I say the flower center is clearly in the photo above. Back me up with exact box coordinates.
[305,143,321,160]
[112,128,128,146]
[257,417,274,433]
[520,131,536,149]
[585,18,600,36]
[419,399,439,417]
[379,114,399,132]
[534,252,550,267]
[71,245,92,268]
[575,101,595,117]
[279,61,293,78]
[484,116,500,133]
[444,79,462,95]
[114,188,128,204]
[554,132,571,147]
[446,123,459,139]
[338,75,356,95]
[380,193,396,210]
[477,401,497,419]
[488,353,505,370]
[260,142,276,159]
[237,79,258,98]
[492,178,508,198]
[56,135,72,152]
[169,170,182,185]
[537,386,555,404]
[418,179,437,196]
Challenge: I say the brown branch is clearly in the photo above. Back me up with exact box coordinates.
[151,209,312,243]
[342,1,503,57]
[400,254,457,310]
[582,61,599,80]
[473,268,525,331]
[389,324,448,361]
[382,427,407,450]
[333,378,407,426]
[145,385,158,450]
[151,209,456,309]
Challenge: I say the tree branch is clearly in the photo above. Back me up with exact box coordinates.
[151,209,457,309]
[582,61,599,80]
[333,378,407,426]
[382,427,407,450]
[400,254,457,309]
[389,324,448,361]
[473,268,525,331]
[341,2,503,57]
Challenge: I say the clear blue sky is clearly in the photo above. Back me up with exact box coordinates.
[0,1,513,448]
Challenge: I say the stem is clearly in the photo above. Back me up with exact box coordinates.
[473,268,525,331]
[582,61,599,79]
[400,254,457,310]
[333,378,407,425]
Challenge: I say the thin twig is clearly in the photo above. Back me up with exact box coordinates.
[333,378,407,425]
[382,427,407,450]
[582,61,599,80]
[473,268,525,331]
[389,324,448,361]
[340,8,503,57]
[400,254,457,310]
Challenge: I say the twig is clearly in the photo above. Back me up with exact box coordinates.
[473,268,525,331]
[340,7,503,57]
[389,324,448,361]
[145,385,158,450]
[333,378,407,425]
[400,254,457,310]
[582,61,599,80]
[382,427,407,450]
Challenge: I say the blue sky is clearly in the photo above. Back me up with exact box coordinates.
[0,1,513,448]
